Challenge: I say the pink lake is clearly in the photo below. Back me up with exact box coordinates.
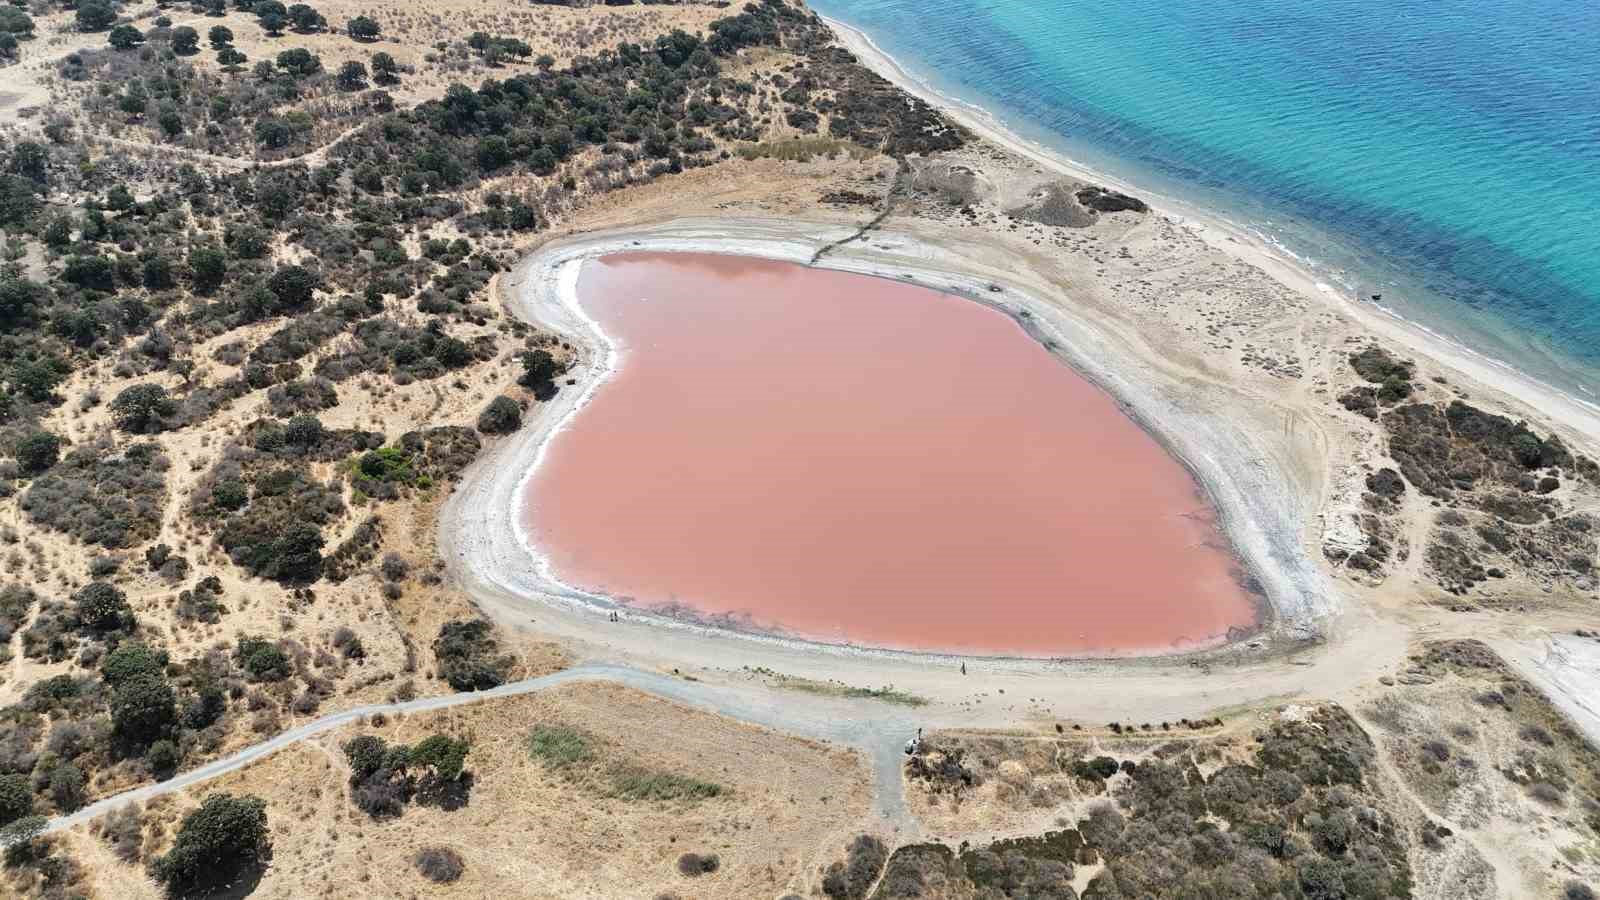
[521,253,1257,655]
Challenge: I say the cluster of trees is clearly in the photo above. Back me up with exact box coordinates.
[75,1,120,33]
[342,732,472,818]
[1089,706,1410,899]
[891,707,1412,899]
[0,622,230,823]
[0,571,395,847]
[466,30,534,67]
[195,420,378,584]
[311,315,483,383]
[109,23,204,55]
[247,1,328,38]
[0,5,33,59]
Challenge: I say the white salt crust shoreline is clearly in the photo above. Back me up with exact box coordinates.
[440,220,1335,666]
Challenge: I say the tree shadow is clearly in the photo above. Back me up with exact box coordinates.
[178,856,269,900]
[529,379,559,403]
[416,772,475,812]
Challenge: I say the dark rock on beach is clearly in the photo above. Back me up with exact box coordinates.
[1075,185,1149,214]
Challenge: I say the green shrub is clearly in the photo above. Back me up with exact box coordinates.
[111,673,177,747]
[236,636,291,682]
[146,739,180,775]
[1073,756,1120,781]
[102,642,170,686]
[0,772,33,826]
[518,349,566,388]
[111,383,178,433]
[75,581,134,632]
[415,846,464,883]
[476,396,523,434]
[410,735,469,781]
[13,430,61,474]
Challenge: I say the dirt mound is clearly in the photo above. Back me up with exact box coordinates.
[1008,181,1148,227]
[1008,181,1097,227]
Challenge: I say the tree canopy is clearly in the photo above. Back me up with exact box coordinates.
[151,794,271,897]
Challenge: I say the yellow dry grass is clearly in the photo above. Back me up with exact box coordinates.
[64,680,874,899]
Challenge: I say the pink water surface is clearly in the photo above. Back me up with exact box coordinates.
[521,253,1257,655]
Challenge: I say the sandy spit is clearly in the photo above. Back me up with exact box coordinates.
[440,218,1335,670]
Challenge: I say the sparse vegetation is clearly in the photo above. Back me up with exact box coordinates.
[608,768,723,802]
[527,722,724,803]
[747,668,927,706]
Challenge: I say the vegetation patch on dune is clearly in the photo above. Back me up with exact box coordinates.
[746,666,928,707]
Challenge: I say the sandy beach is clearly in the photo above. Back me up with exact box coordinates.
[823,15,1600,450]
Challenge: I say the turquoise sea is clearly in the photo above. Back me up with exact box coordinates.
[808,0,1600,402]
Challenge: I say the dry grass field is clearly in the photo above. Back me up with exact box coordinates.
[56,681,873,899]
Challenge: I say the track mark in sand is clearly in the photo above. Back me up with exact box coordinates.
[810,162,910,265]
[1356,710,1518,900]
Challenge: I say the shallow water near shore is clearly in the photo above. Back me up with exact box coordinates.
[811,0,1600,403]
[520,253,1256,655]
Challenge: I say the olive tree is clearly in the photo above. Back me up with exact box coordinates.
[150,794,270,896]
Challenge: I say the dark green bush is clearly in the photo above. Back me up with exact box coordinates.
[150,793,270,897]
[432,620,511,691]
[476,395,523,434]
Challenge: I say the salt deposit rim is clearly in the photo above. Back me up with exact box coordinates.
[443,219,1333,664]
